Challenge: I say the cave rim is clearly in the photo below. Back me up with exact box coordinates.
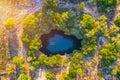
[40,29,82,56]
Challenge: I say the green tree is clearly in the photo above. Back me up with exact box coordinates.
[79,14,95,38]
[89,0,97,6]
[99,42,118,68]
[81,36,97,56]
[96,0,118,7]
[29,34,42,51]
[66,52,84,79]
[44,0,58,11]
[116,69,120,79]
[20,64,26,73]
[22,14,42,69]
[18,74,31,80]
[105,25,119,39]
[22,15,39,39]
[52,12,68,28]
[96,0,118,13]
[4,18,15,30]
[39,54,68,69]
[46,71,54,80]
[6,65,16,74]
[48,54,62,67]
[113,64,120,79]
[13,56,24,65]
[79,2,85,11]
[38,54,48,67]
[86,15,107,37]
[112,34,120,53]
[39,54,64,68]
[32,60,40,69]
[115,16,120,27]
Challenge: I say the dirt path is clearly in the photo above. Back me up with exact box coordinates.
[34,68,46,80]
[84,5,101,20]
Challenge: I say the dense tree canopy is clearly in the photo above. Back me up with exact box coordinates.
[99,43,118,68]
[97,0,118,7]
[66,52,84,79]
[115,16,120,27]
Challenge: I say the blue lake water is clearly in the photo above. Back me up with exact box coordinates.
[47,34,73,53]
[40,30,81,56]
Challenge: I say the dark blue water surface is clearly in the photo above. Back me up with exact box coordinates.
[47,34,73,53]
[40,30,81,56]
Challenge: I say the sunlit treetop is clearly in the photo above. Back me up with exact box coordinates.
[4,18,15,30]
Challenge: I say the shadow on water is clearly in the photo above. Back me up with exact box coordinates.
[40,29,82,56]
